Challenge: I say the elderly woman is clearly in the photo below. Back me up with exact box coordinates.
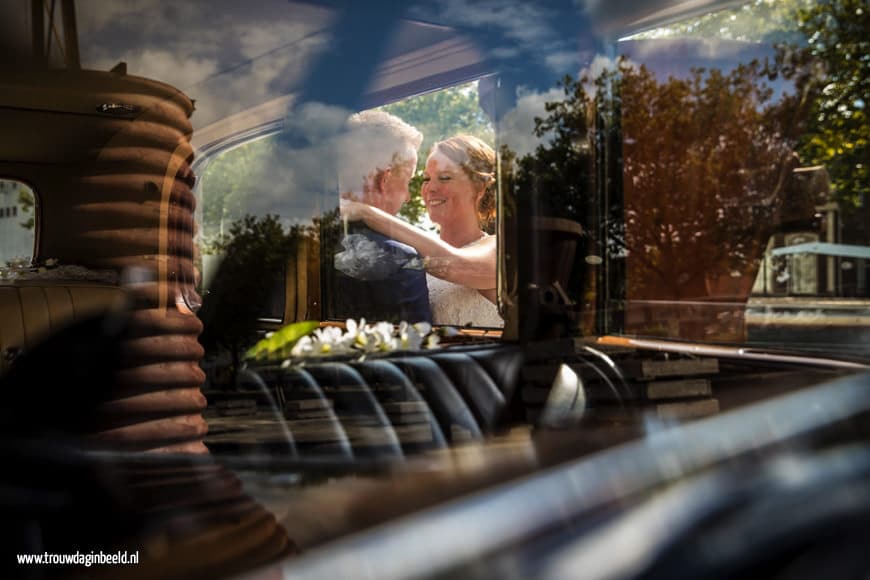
[341,134,501,327]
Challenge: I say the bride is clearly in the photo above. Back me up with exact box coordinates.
[341,135,502,328]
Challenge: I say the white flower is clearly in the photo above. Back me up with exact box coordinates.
[413,322,432,336]
[345,318,363,336]
[398,321,429,350]
[311,326,352,355]
[281,318,440,366]
[367,322,397,352]
[346,318,374,351]
[290,335,315,357]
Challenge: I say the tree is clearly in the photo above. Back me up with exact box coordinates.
[506,73,600,223]
[18,188,35,230]
[198,214,308,378]
[617,59,812,300]
[633,0,869,211]
[198,137,277,248]
[783,0,869,210]
[502,53,818,312]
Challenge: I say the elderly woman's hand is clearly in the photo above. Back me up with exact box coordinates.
[339,198,371,222]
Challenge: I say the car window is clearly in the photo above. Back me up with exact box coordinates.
[0,180,35,274]
[598,0,869,357]
[194,81,501,331]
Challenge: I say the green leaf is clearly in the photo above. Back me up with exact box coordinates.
[245,320,320,361]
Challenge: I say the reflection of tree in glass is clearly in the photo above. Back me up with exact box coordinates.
[199,137,276,244]
[619,58,811,299]
[634,0,868,213]
[620,0,868,299]
[502,54,821,303]
[198,213,312,377]
[501,73,598,224]
[496,0,863,310]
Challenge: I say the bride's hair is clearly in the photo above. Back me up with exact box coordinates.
[431,135,496,234]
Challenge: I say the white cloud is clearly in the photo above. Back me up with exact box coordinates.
[418,0,555,42]
[78,0,333,127]
[583,53,618,78]
[545,50,582,72]
[190,31,331,129]
[498,86,564,158]
[409,0,576,73]
[91,48,220,91]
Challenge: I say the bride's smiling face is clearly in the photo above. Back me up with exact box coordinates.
[421,152,480,229]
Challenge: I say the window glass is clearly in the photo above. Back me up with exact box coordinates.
[196,80,502,333]
[600,0,869,354]
[75,0,337,129]
[186,0,870,409]
[197,135,282,292]
[322,81,502,328]
[195,132,322,339]
[0,180,35,276]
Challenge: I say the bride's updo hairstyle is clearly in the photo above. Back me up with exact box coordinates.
[431,135,496,234]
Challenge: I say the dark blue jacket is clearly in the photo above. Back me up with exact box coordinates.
[329,223,432,323]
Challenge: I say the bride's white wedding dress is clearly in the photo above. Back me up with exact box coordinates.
[426,275,503,328]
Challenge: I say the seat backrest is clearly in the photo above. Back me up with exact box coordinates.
[0,280,124,375]
[255,344,524,457]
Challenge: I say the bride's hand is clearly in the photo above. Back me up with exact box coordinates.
[340,198,370,222]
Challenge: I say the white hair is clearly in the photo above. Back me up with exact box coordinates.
[337,110,422,193]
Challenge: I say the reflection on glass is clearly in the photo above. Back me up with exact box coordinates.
[197,213,322,378]
[324,82,503,328]
[491,0,868,350]
[611,0,869,348]
[76,0,336,129]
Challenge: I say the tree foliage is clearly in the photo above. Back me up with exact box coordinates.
[617,59,815,299]
[198,213,309,375]
[635,0,869,209]
[504,73,600,222]
[501,0,865,307]
[198,137,277,248]
[17,188,35,231]
[785,0,869,209]
[503,58,822,303]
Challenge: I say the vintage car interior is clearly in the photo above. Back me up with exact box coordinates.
[1,0,867,578]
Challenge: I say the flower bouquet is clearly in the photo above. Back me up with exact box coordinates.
[245,319,440,368]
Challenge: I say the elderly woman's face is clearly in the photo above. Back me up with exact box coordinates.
[421,152,480,229]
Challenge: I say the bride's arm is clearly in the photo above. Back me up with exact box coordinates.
[341,200,496,290]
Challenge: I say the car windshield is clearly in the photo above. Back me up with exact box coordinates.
[1,1,868,578]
